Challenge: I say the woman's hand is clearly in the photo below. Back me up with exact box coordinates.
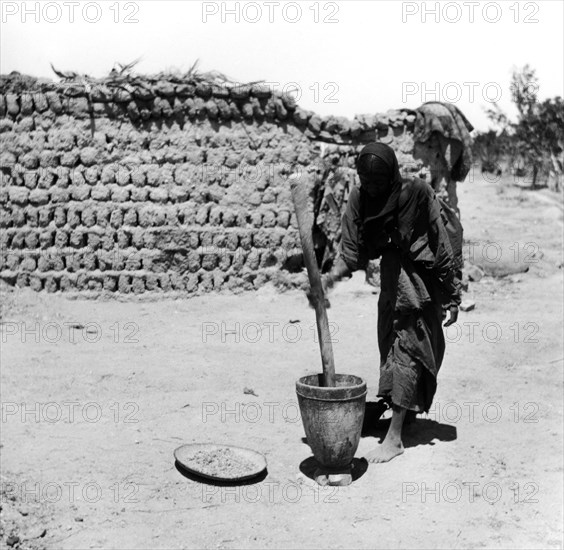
[321,273,336,294]
[305,257,351,309]
[306,288,331,309]
[443,305,459,327]
[306,274,333,308]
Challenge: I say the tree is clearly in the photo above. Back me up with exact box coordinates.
[477,65,563,190]
[513,95,563,187]
[509,64,539,118]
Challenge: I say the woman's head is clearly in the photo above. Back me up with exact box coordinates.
[356,143,401,200]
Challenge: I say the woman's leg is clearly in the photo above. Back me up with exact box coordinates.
[365,405,406,463]
[368,315,427,463]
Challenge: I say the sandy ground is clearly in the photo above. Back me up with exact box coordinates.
[1,173,563,550]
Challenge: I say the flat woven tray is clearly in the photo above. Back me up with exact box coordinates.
[174,443,267,482]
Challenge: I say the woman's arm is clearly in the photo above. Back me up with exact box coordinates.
[426,190,461,324]
[323,186,369,289]
[337,186,368,272]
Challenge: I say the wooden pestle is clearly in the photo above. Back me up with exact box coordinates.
[290,174,336,388]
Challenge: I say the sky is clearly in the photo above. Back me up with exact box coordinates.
[1,0,563,131]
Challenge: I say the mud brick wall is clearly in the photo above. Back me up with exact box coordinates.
[0,75,423,296]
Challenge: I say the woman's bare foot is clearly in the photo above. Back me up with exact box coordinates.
[365,439,404,463]
[366,404,406,463]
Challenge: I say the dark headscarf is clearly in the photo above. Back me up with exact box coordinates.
[356,143,403,235]
[356,143,421,254]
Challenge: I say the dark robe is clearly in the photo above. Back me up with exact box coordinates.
[340,177,461,412]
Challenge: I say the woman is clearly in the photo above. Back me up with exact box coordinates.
[323,143,461,463]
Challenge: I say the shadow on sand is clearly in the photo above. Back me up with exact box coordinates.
[361,401,457,449]
[174,460,268,486]
[298,456,369,483]
[299,436,369,482]
[296,400,455,483]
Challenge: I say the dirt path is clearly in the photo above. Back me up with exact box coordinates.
[1,173,563,549]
